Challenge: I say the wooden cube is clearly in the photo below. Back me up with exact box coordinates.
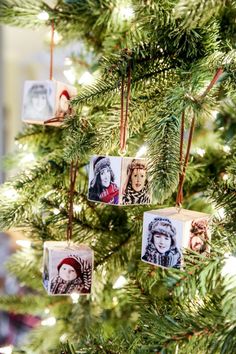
[87,155,151,205]
[22,80,77,126]
[43,241,93,295]
[141,207,211,269]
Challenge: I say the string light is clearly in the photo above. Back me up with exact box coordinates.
[115,4,134,21]
[53,208,60,215]
[21,152,35,164]
[135,145,148,158]
[44,308,50,314]
[78,71,94,85]
[37,11,49,21]
[113,275,127,289]
[16,240,31,248]
[196,148,205,157]
[63,68,76,85]
[46,30,62,44]
[60,333,68,343]
[218,208,225,218]
[222,255,236,289]
[223,145,231,153]
[222,173,229,181]
[70,292,80,303]
[41,316,56,326]
[2,187,19,201]
[74,204,82,213]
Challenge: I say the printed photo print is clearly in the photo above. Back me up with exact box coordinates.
[188,218,210,255]
[141,213,183,269]
[49,249,93,295]
[22,81,55,122]
[121,158,151,205]
[88,156,121,205]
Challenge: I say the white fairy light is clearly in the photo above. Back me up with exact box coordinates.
[0,346,13,354]
[70,292,80,303]
[16,240,32,248]
[113,275,128,289]
[196,148,205,157]
[2,187,19,201]
[223,145,231,153]
[116,5,134,20]
[218,207,225,219]
[64,57,73,66]
[78,71,94,85]
[63,68,76,85]
[41,316,56,326]
[53,208,60,215]
[46,30,62,44]
[44,308,50,314]
[135,145,148,158]
[222,173,229,181]
[21,152,35,164]
[222,254,236,278]
[60,333,68,343]
[211,110,219,119]
[74,204,82,213]
[37,11,49,21]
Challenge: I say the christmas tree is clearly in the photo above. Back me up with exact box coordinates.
[0,0,236,353]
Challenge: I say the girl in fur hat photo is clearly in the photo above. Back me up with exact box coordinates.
[189,219,210,254]
[122,159,151,205]
[88,156,119,204]
[50,256,92,295]
[142,217,181,269]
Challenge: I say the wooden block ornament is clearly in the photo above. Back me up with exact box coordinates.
[22,80,77,126]
[43,241,93,295]
[87,155,152,205]
[141,207,211,269]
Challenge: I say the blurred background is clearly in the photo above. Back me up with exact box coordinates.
[0,24,82,352]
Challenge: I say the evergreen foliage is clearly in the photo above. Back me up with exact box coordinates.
[0,0,236,353]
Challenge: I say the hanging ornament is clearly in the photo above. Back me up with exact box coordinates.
[141,207,211,269]
[140,69,224,269]
[43,241,93,295]
[88,155,151,205]
[21,20,77,126]
[43,161,93,295]
[87,60,152,206]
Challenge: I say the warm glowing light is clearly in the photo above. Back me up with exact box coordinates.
[63,68,76,85]
[74,204,82,213]
[222,173,229,181]
[113,275,127,289]
[2,187,19,200]
[16,240,31,248]
[0,346,13,354]
[196,148,205,157]
[37,11,49,21]
[44,308,50,314]
[211,110,219,119]
[41,316,56,326]
[60,333,68,343]
[70,292,80,303]
[135,145,148,158]
[53,208,60,215]
[64,57,73,66]
[222,255,236,278]
[218,207,225,218]
[21,153,35,164]
[116,5,134,20]
[223,145,231,153]
[46,30,62,44]
[78,71,94,85]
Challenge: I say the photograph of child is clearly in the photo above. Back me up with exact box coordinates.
[88,156,120,205]
[122,158,151,205]
[142,216,181,269]
[22,81,54,121]
[188,219,210,254]
[50,255,92,295]
[55,89,71,119]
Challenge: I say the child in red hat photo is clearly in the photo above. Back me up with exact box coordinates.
[50,256,92,295]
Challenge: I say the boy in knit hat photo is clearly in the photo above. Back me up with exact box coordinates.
[141,217,182,269]
[50,255,92,295]
[88,156,120,205]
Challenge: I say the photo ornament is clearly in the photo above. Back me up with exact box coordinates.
[43,241,93,295]
[22,80,77,125]
[141,207,211,269]
[88,155,151,206]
